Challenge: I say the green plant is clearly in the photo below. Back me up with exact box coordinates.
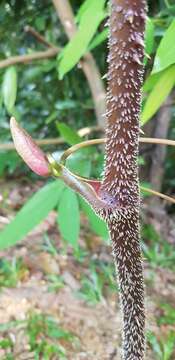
[147,331,175,360]
[78,260,116,304]
[47,274,64,292]
[27,313,76,359]
[0,258,28,288]
[142,224,175,269]
[158,303,175,326]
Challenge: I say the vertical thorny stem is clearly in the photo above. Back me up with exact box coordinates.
[101,1,147,359]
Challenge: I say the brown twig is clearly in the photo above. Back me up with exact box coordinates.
[1,134,175,152]
[24,25,55,48]
[141,187,175,204]
[52,0,106,128]
[0,126,100,151]
[0,48,59,69]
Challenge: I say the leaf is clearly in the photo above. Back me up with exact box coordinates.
[58,0,106,78]
[58,188,80,249]
[152,19,175,73]
[0,181,64,249]
[56,122,82,145]
[88,28,108,51]
[145,17,155,56]
[66,154,91,177]
[143,72,162,93]
[80,198,108,240]
[141,65,175,124]
[2,66,17,113]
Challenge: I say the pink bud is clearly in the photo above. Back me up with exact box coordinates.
[10,117,50,176]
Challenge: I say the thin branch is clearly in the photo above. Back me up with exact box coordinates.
[0,48,59,69]
[139,137,175,146]
[141,186,175,204]
[1,134,175,152]
[24,25,55,48]
[60,137,175,163]
[52,0,106,128]
[0,126,100,151]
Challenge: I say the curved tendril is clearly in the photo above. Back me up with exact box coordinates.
[59,139,175,205]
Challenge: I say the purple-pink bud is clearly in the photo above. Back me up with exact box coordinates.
[10,117,50,177]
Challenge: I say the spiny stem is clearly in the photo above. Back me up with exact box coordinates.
[102,1,147,359]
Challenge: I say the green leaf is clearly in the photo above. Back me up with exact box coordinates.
[80,198,108,240]
[0,181,64,249]
[56,122,82,145]
[88,28,108,51]
[66,154,91,177]
[145,17,155,56]
[58,0,106,78]
[143,72,162,93]
[58,188,80,249]
[2,66,17,113]
[141,65,175,124]
[152,19,175,73]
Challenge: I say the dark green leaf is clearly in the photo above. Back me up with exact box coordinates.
[58,188,80,249]
[0,181,64,249]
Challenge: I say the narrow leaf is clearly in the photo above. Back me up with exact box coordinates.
[143,72,162,93]
[145,17,154,56]
[141,65,175,124]
[88,28,108,51]
[0,181,65,249]
[152,19,175,73]
[2,66,17,113]
[56,122,82,145]
[58,0,106,78]
[58,188,80,249]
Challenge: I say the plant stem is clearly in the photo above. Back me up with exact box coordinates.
[101,1,147,359]
[0,48,59,69]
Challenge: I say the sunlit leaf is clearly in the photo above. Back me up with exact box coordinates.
[152,19,175,73]
[0,181,64,249]
[58,0,106,78]
[143,72,162,92]
[2,66,17,113]
[58,188,80,249]
[88,28,108,51]
[141,65,175,124]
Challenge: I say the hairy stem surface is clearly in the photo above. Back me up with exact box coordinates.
[101,1,147,359]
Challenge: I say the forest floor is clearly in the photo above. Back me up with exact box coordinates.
[0,179,175,360]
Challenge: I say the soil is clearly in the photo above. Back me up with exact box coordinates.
[0,179,175,360]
